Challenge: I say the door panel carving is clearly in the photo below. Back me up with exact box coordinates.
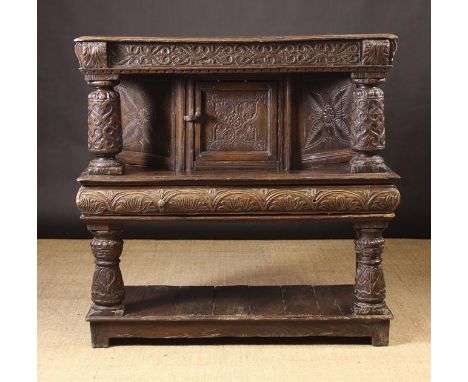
[193,81,280,170]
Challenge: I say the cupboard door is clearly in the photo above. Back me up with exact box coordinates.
[191,80,280,170]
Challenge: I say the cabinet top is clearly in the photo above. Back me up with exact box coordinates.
[74,34,398,74]
[74,34,397,42]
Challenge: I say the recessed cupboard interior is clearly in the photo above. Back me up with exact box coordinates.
[116,73,354,173]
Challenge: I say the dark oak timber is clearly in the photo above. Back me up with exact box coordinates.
[88,285,392,348]
[74,34,399,348]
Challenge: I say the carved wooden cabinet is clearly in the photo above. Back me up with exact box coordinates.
[74,35,400,347]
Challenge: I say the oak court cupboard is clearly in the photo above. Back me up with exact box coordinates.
[74,34,400,347]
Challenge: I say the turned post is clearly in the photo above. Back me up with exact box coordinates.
[349,72,387,173]
[353,222,389,315]
[86,79,124,175]
[87,224,125,316]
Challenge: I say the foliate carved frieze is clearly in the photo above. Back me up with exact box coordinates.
[350,86,385,152]
[76,186,400,216]
[76,39,395,72]
[88,88,122,155]
[362,40,391,65]
[109,41,361,68]
[75,42,108,68]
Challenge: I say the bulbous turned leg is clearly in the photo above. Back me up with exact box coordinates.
[88,224,125,316]
[353,222,390,315]
[350,75,387,173]
[86,80,124,175]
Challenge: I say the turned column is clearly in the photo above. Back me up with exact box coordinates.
[86,79,124,175]
[349,73,387,173]
[87,225,125,315]
[353,222,389,315]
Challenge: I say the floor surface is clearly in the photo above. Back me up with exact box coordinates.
[38,239,430,381]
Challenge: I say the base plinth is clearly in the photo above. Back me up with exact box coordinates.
[86,285,392,348]
[87,157,124,175]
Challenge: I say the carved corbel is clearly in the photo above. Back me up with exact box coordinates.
[74,42,108,69]
[361,39,391,66]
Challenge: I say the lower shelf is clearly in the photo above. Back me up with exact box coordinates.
[87,285,392,347]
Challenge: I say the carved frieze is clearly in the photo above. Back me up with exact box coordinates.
[75,38,397,73]
[75,42,108,68]
[109,41,361,68]
[76,186,400,216]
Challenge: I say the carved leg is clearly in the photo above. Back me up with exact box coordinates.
[350,72,387,173]
[353,222,390,315]
[87,79,124,175]
[87,224,125,316]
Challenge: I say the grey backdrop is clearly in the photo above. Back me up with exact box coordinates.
[38,0,430,239]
